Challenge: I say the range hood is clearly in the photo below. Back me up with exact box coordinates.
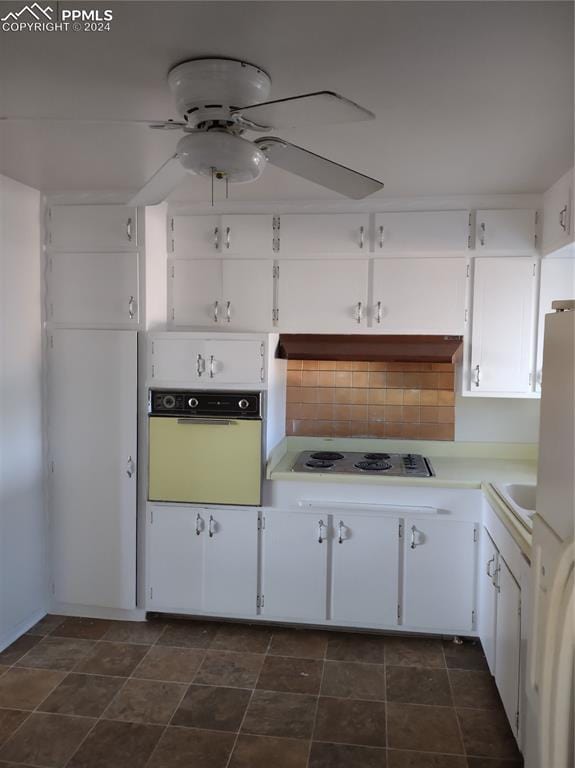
[277,335,463,363]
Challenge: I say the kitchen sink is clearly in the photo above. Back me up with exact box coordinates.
[493,482,537,529]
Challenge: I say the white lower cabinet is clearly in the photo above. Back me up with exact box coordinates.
[478,528,499,674]
[494,557,522,737]
[402,518,477,631]
[148,505,258,616]
[261,511,328,621]
[277,259,369,331]
[49,330,137,610]
[331,514,400,626]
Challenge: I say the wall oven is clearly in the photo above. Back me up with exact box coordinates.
[148,389,262,506]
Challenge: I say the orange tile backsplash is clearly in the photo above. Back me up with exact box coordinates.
[286,360,455,440]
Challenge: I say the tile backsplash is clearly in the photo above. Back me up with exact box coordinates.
[286,360,455,440]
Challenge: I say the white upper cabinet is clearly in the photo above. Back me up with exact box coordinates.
[536,258,575,387]
[219,215,275,257]
[150,336,207,383]
[542,169,573,255]
[48,205,138,251]
[402,518,477,632]
[49,330,137,610]
[49,252,139,327]
[221,260,274,331]
[331,514,399,626]
[205,339,265,384]
[372,257,467,334]
[374,211,471,254]
[469,257,537,394]
[475,209,537,255]
[277,259,369,332]
[170,259,222,328]
[170,215,220,258]
[278,213,370,256]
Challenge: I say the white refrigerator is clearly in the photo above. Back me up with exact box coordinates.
[525,300,574,768]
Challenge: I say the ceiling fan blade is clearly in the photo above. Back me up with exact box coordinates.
[255,137,383,199]
[128,155,189,206]
[232,91,375,131]
[0,117,186,129]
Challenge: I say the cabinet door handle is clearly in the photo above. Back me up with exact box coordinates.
[410,525,421,549]
[473,364,481,387]
[214,226,220,249]
[376,300,382,324]
[559,206,568,231]
[479,222,486,246]
[209,355,215,378]
[492,564,501,592]
[213,300,219,323]
[128,296,136,319]
[225,226,231,249]
[359,225,365,249]
[126,456,135,478]
[226,301,231,323]
[208,515,215,537]
[486,555,495,578]
[196,354,205,377]
[318,519,326,544]
[378,225,384,248]
[355,301,363,324]
[338,520,344,544]
[126,217,133,242]
[196,513,203,536]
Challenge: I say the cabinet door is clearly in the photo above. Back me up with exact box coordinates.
[49,252,139,327]
[170,215,220,257]
[222,260,274,331]
[261,511,328,621]
[495,557,521,736]
[207,339,265,385]
[203,508,259,616]
[148,505,204,612]
[403,518,477,631]
[536,258,575,386]
[49,205,137,251]
[470,258,536,393]
[150,337,206,383]
[372,257,466,333]
[542,170,572,255]
[475,210,537,255]
[374,211,470,254]
[49,330,137,609]
[277,259,369,332]
[332,515,399,626]
[478,529,499,675]
[220,215,275,257]
[279,214,370,255]
[170,259,222,328]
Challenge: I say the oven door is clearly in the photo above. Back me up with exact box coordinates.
[148,416,262,505]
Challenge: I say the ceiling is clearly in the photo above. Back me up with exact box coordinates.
[0,1,573,202]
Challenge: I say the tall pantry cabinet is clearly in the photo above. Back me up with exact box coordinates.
[45,203,166,613]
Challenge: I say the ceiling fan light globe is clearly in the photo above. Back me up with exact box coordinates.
[176,132,266,183]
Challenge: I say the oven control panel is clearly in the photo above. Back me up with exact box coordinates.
[149,390,261,418]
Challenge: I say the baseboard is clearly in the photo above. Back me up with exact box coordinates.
[50,603,147,621]
[0,606,48,653]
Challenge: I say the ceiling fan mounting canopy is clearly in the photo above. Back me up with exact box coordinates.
[168,58,272,127]
[177,130,267,182]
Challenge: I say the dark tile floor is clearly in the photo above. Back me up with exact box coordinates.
[0,616,524,768]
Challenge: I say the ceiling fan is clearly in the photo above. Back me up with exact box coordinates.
[129,57,384,204]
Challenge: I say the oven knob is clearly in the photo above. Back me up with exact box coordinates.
[238,399,250,410]
[188,397,199,408]
[162,395,176,409]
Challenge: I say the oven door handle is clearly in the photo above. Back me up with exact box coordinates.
[176,418,237,426]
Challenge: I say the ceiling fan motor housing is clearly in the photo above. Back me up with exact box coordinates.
[176,131,267,182]
[168,58,272,127]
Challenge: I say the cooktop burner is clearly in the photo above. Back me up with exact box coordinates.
[292,451,434,478]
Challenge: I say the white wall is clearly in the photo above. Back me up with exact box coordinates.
[0,175,45,649]
[455,395,540,443]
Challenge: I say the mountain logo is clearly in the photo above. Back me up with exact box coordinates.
[1,3,53,21]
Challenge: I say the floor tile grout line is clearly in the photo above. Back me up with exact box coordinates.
[442,639,469,765]
[306,654,326,766]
